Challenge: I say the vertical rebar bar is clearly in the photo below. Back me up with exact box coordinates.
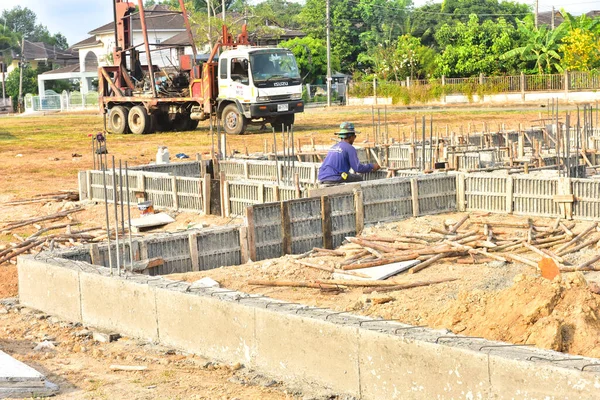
[421,116,426,171]
[101,160,113,274]
[565,113,571,178]
[377,108,381,146]
[125,161,134,272]
[272,128,280,185]
[118,159,126,268]
[291,124,295,174]
[556,99,560,175]
[429,115,433,169]
[111,156,121,276]
[371,106,375,143]
[92,135,96,170]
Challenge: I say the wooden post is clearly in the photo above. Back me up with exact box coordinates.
[202,174,211,215]
[171,176,179,210]
[238,226,249,264]
[258,183,265,204]
[274,186,280,201]
[245,206,257,261]
[200,154,207,177]
[189,232,199,271]
[281,201,292,255]
[354,190,364,235]
[410,178,419,217]
[457,173,466,212]
[506,176,514,214]
[294,173,301,198]
[219,171,227,217]
[90,243,100,265]
[243,162,249,179]
[321,195,333,249]
[86,171,92,201]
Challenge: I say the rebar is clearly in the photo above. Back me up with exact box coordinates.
[119,159,126,263]
[125,161,134,272]
[101,159,113,274]
[111,156,121,276]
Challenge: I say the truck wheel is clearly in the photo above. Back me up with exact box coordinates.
[108,106,129,134]
[222,104,247,135]
[128,105,150,134]
[270,114,294,131]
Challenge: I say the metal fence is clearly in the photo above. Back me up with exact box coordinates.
[24,90,99,112]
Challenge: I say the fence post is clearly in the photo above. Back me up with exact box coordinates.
[564,70,569,95]
[506,176,514,214]
[479,73,484,85]
[281,201,292,255]
[86,171,92,201]
[238,226,249,264]
[245,206,257,261]
[520,72,525,102]
[410,178,419,217]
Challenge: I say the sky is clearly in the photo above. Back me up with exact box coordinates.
[0,0,598,47]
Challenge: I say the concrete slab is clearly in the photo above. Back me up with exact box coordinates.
[130,212,175,233]
[0,350,59,398]
[155,288,256,364]
[333,260,420,280]
[358,329,491,399]
[79,273,158,342]
[253,307,360,396]
[17,256,82,322]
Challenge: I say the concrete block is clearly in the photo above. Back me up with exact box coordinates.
[155,289,255,364]
[358,329,491,400]
[489,353,600,398]
[17,256,82,323]
[79,273,158,342]
[253,308,360,395]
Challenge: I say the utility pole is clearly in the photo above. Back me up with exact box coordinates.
[222,0,226,21]
[1,62,5,101]
[326,0,331,107]
[534,0,539,28]
[551,6,555,30]
[18,37,25,113]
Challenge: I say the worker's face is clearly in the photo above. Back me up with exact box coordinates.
[347,134,356,144]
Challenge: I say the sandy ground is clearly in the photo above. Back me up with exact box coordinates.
[170,212,600,359]
[0,107,585,397]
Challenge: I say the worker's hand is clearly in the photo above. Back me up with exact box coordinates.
[372,163,381,171]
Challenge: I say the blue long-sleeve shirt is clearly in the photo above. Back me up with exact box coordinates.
[318,141,374,182]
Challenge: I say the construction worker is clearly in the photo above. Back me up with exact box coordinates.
[318,122,380,185]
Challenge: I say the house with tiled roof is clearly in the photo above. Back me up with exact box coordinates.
[4,40,78,75]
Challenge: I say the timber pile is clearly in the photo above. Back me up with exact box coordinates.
[0,207,106,265]
[249,215,600,292]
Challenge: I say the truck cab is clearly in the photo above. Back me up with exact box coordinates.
[217,48,304,134]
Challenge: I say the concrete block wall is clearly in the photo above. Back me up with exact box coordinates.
[18,255,600,399]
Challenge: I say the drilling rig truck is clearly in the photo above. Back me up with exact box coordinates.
[99,0,304,135]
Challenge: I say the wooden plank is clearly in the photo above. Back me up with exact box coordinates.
[456,173,466,212]
[245,206,257,262]
[188,233,199,271]
[410,178,419,217]
[354,190,364,236]
[281,201,292,255]
[553,194,575,203]
[89,243,100,265]
[308,183,361,198]
[239,226,249,264]
[321,195,333,250]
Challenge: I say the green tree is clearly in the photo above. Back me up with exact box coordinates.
[435,15,517,77]
[559,28,599,71]
[395,34,436,79]
[252,0,304,29]
[279,36,339,83]
[5,67,38,103]
[501,17,567,74]
[1,6,69,48]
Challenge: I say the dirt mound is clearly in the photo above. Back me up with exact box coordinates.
[429,272,600,357]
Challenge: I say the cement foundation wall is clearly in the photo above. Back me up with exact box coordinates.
[18,255,600,399]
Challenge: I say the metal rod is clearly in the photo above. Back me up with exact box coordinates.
[101,160,113,274]
[272,128,280,185]
[565,113,570,178]
[119,159,126,268]
[136,0,157,98]
[377,108,381,145]
[429,115,433,169]
[371,105,375,143]
[291,123,295,173]
[92,135,96,170]
[111,156,121,276]
[125,161,134,272]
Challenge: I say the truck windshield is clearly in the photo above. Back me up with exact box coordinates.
[250,51,301,83]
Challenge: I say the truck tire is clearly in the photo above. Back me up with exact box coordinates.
[108,106,129,134]
[271,114,294,131]
[222,104,247,135]
[128,105,150,134]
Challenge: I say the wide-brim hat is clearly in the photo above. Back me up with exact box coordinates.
[337,121,359,137]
